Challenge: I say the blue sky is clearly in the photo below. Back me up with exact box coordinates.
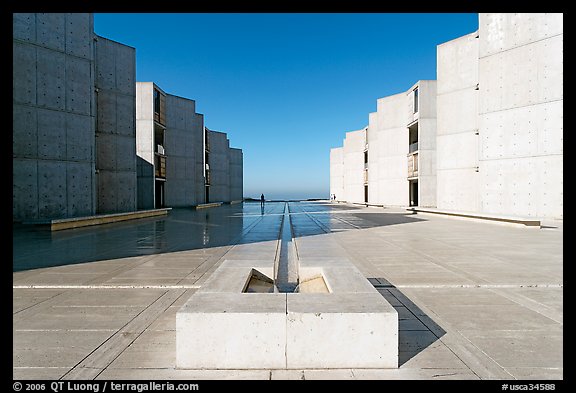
[95,13,478,200]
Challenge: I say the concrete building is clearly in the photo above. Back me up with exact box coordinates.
[331,81,437,207]
[331,13,562,219]
[13,13,137,221]
[437,13,563,219]
[135,82,205,208]
[205,129,244,204]
[136,86,243,208]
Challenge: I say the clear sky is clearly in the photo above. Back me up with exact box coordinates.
[94,13,478,200]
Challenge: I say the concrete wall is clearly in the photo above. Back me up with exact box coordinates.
[329,147,344,201]
[342,129,366,204]
[13,13,96,220]
[415,81,437,207]
[436,13,563,219]
[229,148,244,202]
[369,93,409,207]
[135,82,155,209]
[436,31,480,212]
[164,94,204,207]
[477,13,563,219]
[94,36,137,214]
[207,130,231,203]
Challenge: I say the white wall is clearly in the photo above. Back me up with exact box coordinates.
[436,32,481,212]
[330,147,344,201]
[371,93,409,207]
[477,13,563,219]
[343,129,366,204]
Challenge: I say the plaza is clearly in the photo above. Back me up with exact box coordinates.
[13,201,562,380]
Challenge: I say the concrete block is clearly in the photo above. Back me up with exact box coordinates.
[13,13,36,43]
[66,56,92,115]
[13,42,36,105]
[66,113,94,162]
[38,160,67,219]
[13,159,38,220]
[37,108,66,160]
[66,162,94,217]
[176,293,287,369]
[437,88,478,135]
[286,292,398,368]
[65,13,93,59]
[36,47,65,110]
[537,100,563,155]
[36,13,65,51]
[13,105,38,158]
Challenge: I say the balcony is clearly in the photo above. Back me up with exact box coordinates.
[154,153,166,179]
[407,153,418,179]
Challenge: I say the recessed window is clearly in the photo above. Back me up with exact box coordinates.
[154,89,160,114]
[413,87,419,114]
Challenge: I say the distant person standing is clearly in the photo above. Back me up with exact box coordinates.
[260,193,265,207]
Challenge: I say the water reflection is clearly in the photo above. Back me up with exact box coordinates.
[13,201,423,272]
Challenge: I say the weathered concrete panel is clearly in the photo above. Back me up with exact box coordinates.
[66,162,93,217]
[38,160,67,218]
[65,13,93,59]
[36,13,65,51]
[37,108,66,160]
[13,105,38,158]
[66,113,93,162]
[115,171,137,212]
[96,133,117,171]
[36,47,66,110]
[96,171,117,213]
[13,43,36,105]
[66,56,92,115]
[479,13,563,57]
[436,168,480,212]
[13,13,36,43]
[115,135,137,172]
[96,90,117,135]
[13,159,38,220]
[116,94,135,137]
[114,43,135,96]
[437,89,478,136]
[437,32,478,95]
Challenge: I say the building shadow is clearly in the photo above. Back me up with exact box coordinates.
[369,277,447,367]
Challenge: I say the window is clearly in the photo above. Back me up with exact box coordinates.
[154,89,160,114]
[413,87,419,113]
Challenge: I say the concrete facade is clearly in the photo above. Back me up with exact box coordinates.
[94,36,137,214]
[332,81,437,207]
[331,13,562,220]
[13,13,137,221]
[329,147,344,201]
[206,130,231,203]
[437,13,563,219]
[136,86,243,208]
[229,148,244,202]
[136,83,207,208]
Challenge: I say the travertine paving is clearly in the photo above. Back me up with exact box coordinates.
[13,202,562,380]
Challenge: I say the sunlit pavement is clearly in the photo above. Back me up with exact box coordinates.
[13,201,562,380]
